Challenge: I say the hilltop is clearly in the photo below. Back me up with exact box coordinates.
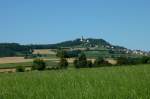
[27,37,127,50]
[0,37,149,57]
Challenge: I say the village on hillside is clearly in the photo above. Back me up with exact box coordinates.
[60,36,150,56]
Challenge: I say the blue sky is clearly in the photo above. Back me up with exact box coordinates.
[0,0,150,50]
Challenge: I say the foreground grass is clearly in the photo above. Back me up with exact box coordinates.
[0,65,150,99]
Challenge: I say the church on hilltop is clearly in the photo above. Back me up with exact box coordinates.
[80,36,89,43]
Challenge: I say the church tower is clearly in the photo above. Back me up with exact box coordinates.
[80,36,84,42]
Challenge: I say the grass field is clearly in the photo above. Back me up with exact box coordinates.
[0,64,150,99]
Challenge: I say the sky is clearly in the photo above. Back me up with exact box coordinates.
[0,0,150,50]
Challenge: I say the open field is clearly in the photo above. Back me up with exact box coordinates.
[0,60,59,68]
[0,64,150,99]
[0,57,33,64]
[106,58,117,65]
[0,56,117,71]
[85,50,110,58]
[33,49,56,55]
[0,49,57,64]
[0,62,32,69]
[0,60,59,73]
[0,57,59,64]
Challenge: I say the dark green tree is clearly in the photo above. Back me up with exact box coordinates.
[74,53,88,68]
[141,56,150,64]
[87,60,93,68]
[32,59,46,70]
[16,66,25,72]
[94,57,110,67]
[56,50,68,58]
[59,58,68,69]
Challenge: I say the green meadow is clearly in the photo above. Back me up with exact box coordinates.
[0,64,150,99]
[0,60,58,69]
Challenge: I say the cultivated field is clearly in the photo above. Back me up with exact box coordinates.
[0,57,32,64]
[0,57,59,64]
[0,60,59,73]
[0,64,150,99]
[0,49,58,67]
[33,49,56,55]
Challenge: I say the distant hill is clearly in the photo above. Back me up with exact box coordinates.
[54,38,111,48]
[51,38,127,51]
[0,43,32,57]
[27,38,127,49]
[0,38,128,57]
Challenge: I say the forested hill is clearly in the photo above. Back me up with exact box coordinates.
[53,38,111,47]
[26,38,126,50]
[27,38,114,48]
[0,43,32,57]
[0,38,127,57]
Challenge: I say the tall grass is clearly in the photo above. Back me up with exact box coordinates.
[0,64,150,99]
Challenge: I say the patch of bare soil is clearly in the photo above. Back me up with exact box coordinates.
[0,68,16,73]
[106,58,117,65]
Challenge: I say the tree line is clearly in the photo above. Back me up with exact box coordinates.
[16,51,150,72]
[0,43,32,57]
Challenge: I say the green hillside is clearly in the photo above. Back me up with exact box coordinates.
[0,38,148,58]
[0,38,124,57]
[26,38,126,50]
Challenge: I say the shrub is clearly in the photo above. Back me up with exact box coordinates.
[147,60,150,64]
[94,57,110,67]
[127,57,143,65]
[87,60,93,68]
[116,57,148,65]
[74,59,79,68]
[141,56,150,64]
[94,57,104,66]
[32,59,46,71]
[59,58,68,69]
[74,53,88,68]
[78,60,87,68]
[78,53,87,61]
[56,50,68,58]
[16,66,25,72]
[116,57,128,65]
